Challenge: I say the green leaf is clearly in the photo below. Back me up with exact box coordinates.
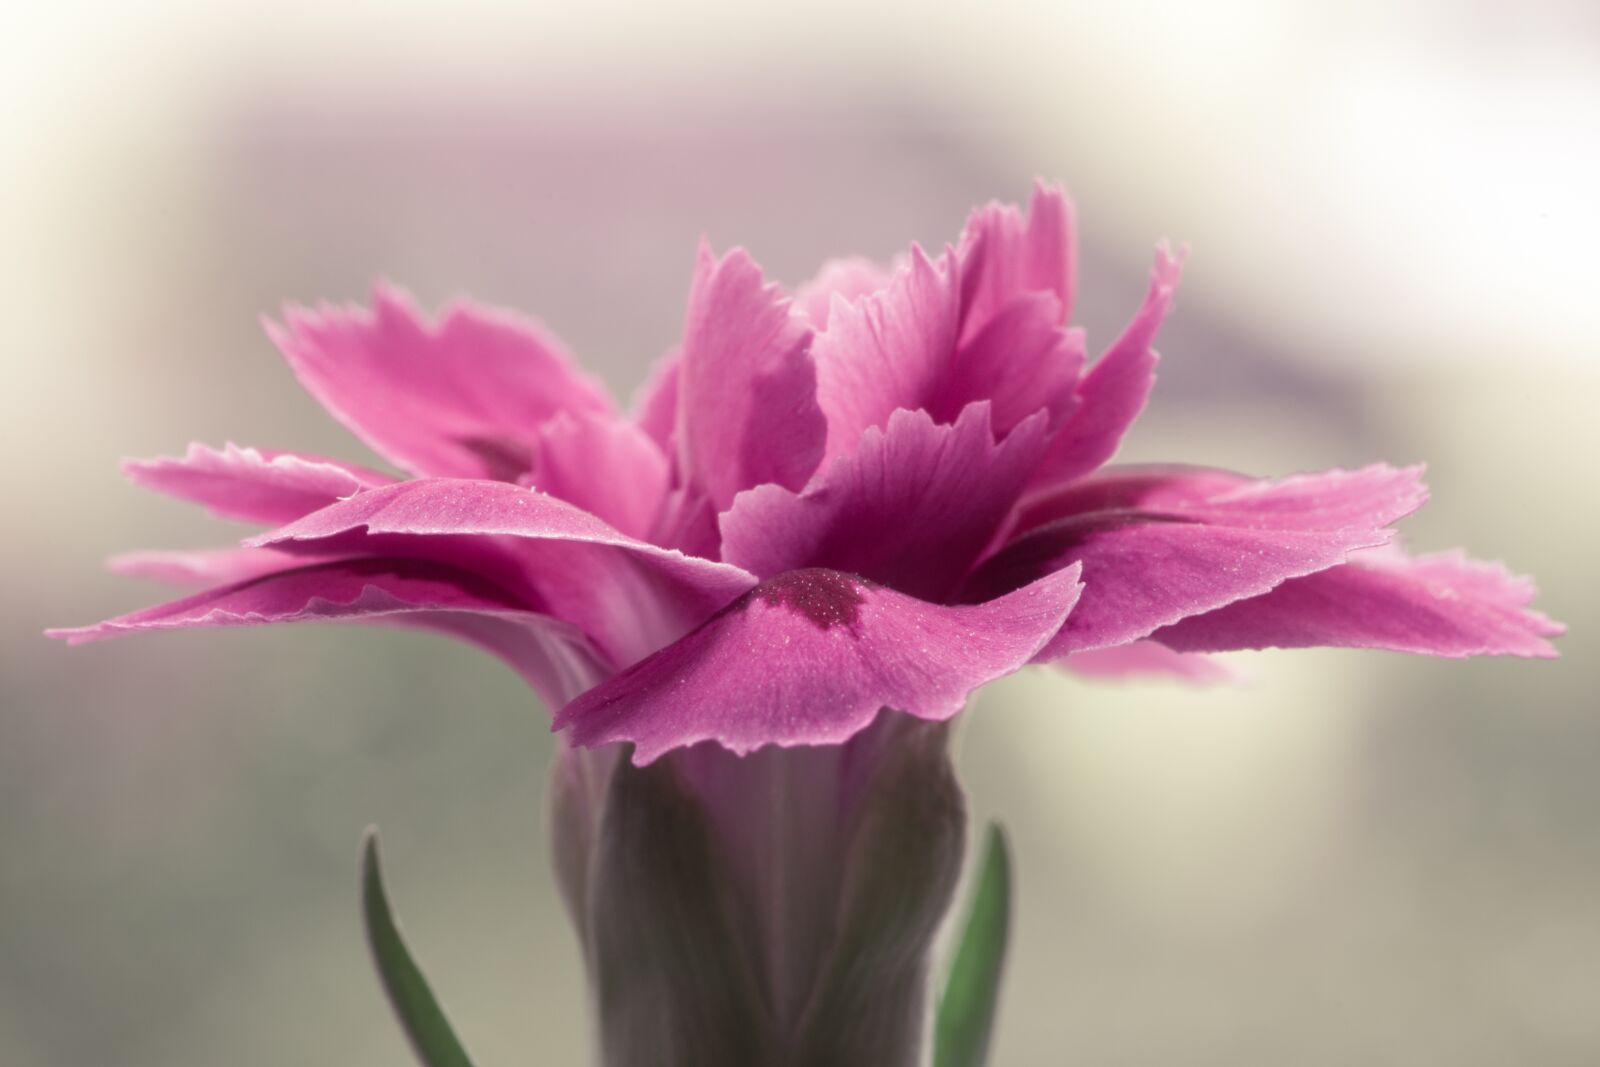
[933,822,1014,1067]
[360,827,477,1067]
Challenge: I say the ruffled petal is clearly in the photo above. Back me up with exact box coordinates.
[958,179,1077,338]
[122,443,393,525]
[720,403,1047,602]
[1152,548,1563,658]
[966,464,1429,658]
[555,565,1084,765]
[247,479,757,666]
[47,559,607,708]
[522,412,669,540]
[266,282,614,481]
[1026,244,1184,493]
[812,245,962,460]
[676,242,827,510]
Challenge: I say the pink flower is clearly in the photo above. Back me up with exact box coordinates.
[52,181,1559,756]
[50,182,1564,1064]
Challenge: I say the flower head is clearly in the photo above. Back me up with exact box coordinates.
[52,181,1560,756]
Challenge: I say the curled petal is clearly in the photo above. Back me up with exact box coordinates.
[123,443,393,525]
[1153,548,1563,658]
[967,464,1429,658]
[721,403,1047,602]
[47,558,606,709]
[267,282,614,481]
[555,565,1084,765]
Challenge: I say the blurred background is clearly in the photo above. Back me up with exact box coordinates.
[4,2,1597,1064]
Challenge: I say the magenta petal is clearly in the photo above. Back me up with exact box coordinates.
[123,443,393,525]
[944,292,1085,434]
[813,245,961,461]
[1059,640,1233,683]
[267,282,614,481]
[47,559,606,708]
[968,464,1429,657]
[677,242,827,510]
[247,479,757,665]
[108,547,309,587]
[958,179,1077,338]
[1153,549,1563,658]
[555,565,1084,765]
[523,412,669,540]
[721,403,1047,602]
[1027,244,1184,493]
[631,349,681,453]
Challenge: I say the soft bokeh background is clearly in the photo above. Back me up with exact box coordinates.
[5,2,1597,1064]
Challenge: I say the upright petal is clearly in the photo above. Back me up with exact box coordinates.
[555,565,1084,765]
[720,404,1047,603]
[812,245,961,460]
[965,464,1429,657]
[792,256,897,329]
[266,282,614,481]
[942,292,1085,434]
[676,242,827,510]
[123,443,393,525]
[1026,244,1184,493]
[958,179,1077,338]
[1152,548,1562,658]
[247,479,757,666]
[523,412,669,540]
[47,558,606,710]
[631,349,681,453]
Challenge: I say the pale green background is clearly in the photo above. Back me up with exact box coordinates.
[4,3,1597,1064]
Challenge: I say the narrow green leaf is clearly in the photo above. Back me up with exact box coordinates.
[360,827,477,1067]
[933,822,1014,1067]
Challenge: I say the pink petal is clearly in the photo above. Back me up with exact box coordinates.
[812,245,962,460]
[942,292,1085,433]
[1153,549,1563,658]
[247,478,757,666]
[630,349,681,454]
[958,179,1077,339]
[555,565,1084,764]
[1059,640,1234,683]
[266,282,614,481]
[720,403,1047,602]
[966,464,1429,657]
[108,546,309,586]
[123,443,394,525]
[522,412,669,540]
[792,256,897,329]
[676,241,827,510]
[47,559,606,708]
[1026,244,1184,493]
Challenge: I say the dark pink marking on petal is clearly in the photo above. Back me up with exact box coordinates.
[749,568,867,631]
